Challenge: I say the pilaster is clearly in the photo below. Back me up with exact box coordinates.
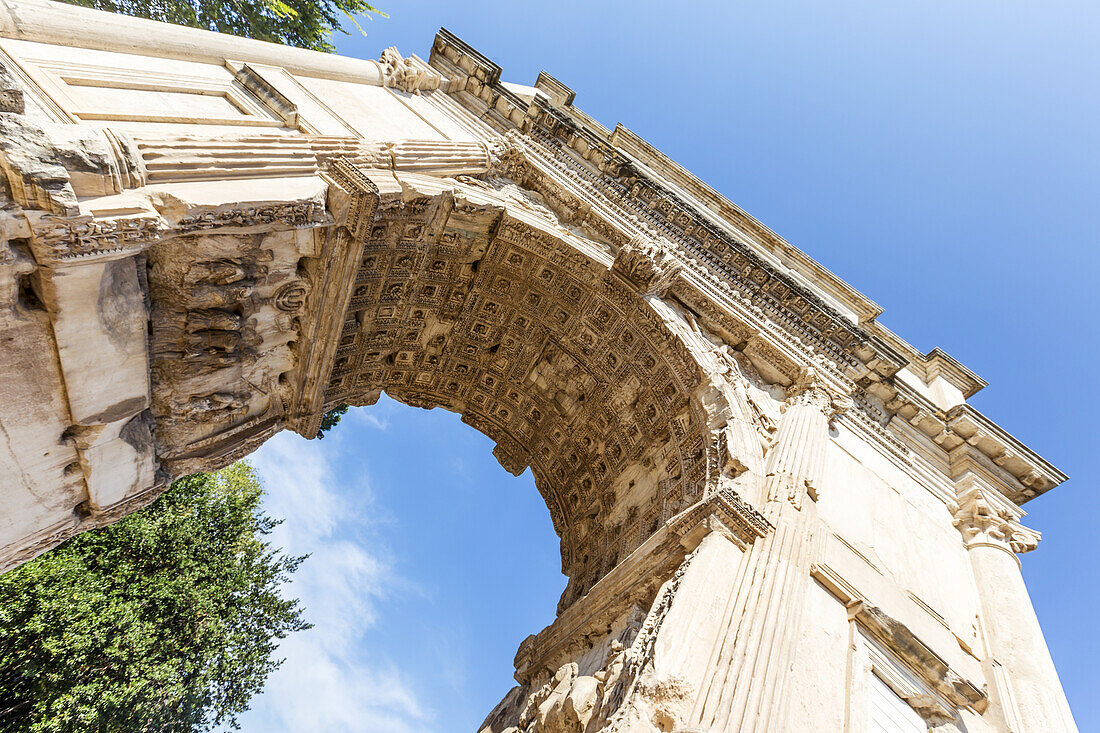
[674,370,848,732]
[952,469,1078,733]
[762,369,850,509]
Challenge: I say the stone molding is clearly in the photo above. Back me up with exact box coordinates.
[175,201,328,233]
[289,158,379,438]
[810,563,988,716]
[668,488,771,549]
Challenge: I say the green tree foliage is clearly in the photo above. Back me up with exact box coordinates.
[60,0,384,53]
[316,402,350,439]
[0,464,310,732]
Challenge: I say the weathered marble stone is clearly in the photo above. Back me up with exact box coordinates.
[0,2,1080,730]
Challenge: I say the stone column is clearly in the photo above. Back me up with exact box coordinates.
[953,482,1078,733]
[129,136,512,186]
[682,373,847,733]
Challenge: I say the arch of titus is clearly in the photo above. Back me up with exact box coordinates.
[0,1,1079,730]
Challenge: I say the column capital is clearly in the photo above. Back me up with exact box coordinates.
[952,484,1040,556]
[785,366,852,422]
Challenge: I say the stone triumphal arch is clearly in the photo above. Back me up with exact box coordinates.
[0,2,1080,730]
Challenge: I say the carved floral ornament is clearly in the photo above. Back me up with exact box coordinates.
[25,203,330,263]
[610,235,682,296]
[951,485,1040,555]
[784,365,852,421]
[29,212,167,262]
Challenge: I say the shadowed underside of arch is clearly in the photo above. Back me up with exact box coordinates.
[300,173,766,611]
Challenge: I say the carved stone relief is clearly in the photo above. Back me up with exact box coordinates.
[146,228,308,475]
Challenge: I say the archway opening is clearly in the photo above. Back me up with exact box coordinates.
[312,181,719,613]
[247,394,562,730]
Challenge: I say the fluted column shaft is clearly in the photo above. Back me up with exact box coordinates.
[129,136,511,186]
[955,488,1078,733]
[686,380,840,733]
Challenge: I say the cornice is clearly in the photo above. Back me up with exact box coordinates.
[945,407,1067,503]
[432,28,503,87]
[925,348,987,398]
[871,378,1065,504]
[811,562,987,714]
[533,71,575,107]
[608,123,884,325]
[865,323,988,399]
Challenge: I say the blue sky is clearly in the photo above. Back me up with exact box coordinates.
[238,1,1100,730]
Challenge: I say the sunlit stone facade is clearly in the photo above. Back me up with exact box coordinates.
[0,1,1078,730]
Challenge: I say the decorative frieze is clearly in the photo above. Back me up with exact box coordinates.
[176,201,328,232]
[29,212,166,263]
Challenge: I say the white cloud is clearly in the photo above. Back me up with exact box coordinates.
[357,411,391,431]
[240,431,434,733]
[347,403,391,432]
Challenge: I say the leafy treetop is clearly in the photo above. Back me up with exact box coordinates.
[61,0,384,53]
[0,464,310,732]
